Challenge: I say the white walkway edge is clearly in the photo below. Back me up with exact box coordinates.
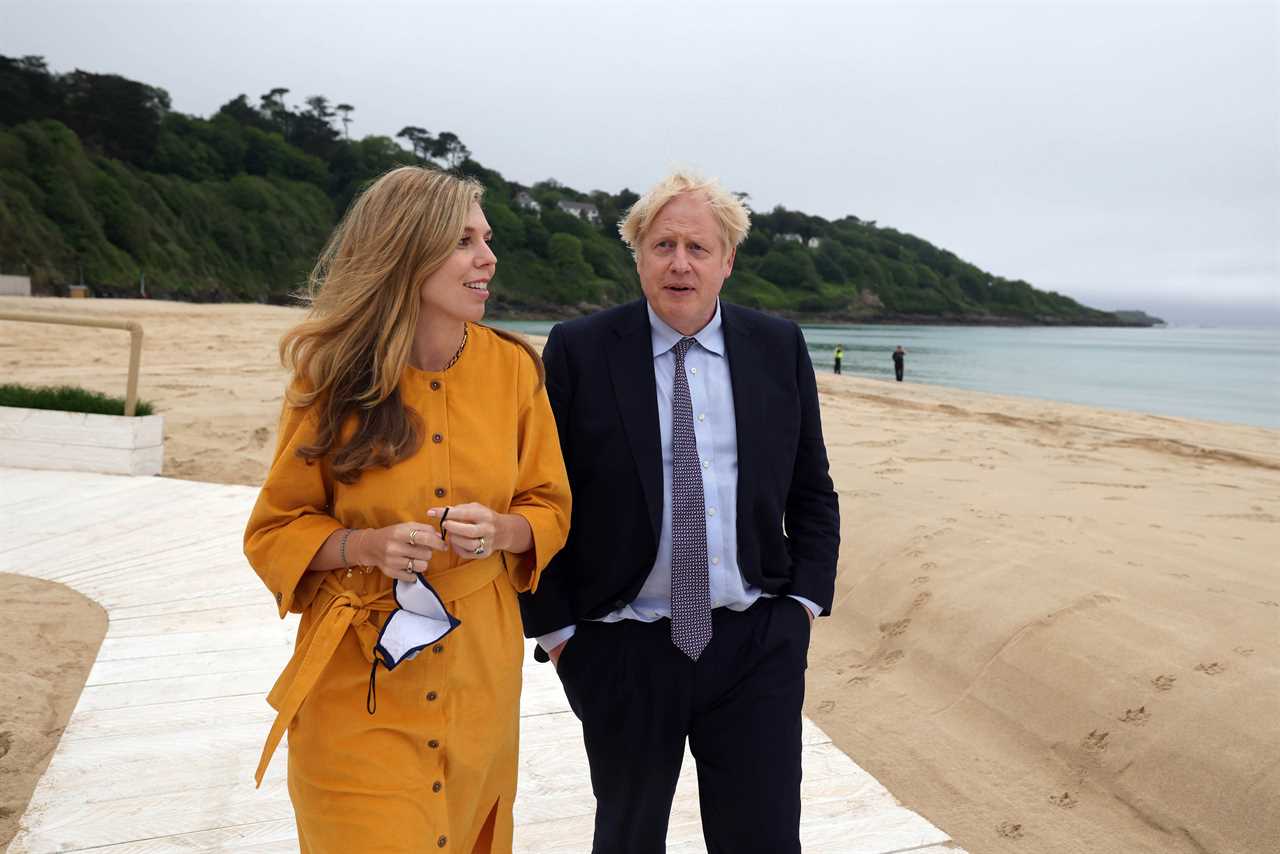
[0,468,965,853]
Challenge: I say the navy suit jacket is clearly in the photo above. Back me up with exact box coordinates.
[519,299,840,643]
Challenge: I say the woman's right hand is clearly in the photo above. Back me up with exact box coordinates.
[352,523,447,583]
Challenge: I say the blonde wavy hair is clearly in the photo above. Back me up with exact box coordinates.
[618,168,751,257]
[279,166,541,483]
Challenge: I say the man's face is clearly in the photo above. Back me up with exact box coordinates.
[636,192,735,336]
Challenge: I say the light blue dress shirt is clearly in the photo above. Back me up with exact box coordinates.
[537,302,818,654]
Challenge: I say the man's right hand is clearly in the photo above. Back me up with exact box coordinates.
[548,640,569,668]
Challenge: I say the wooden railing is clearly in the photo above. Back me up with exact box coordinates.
[0,311,145,416]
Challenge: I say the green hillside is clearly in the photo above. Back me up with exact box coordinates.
[0,55,1133,325]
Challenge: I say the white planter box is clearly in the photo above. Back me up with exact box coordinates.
[0,407,163,476]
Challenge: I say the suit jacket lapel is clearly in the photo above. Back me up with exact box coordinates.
[605,301,663,541]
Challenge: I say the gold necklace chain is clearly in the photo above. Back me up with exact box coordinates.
[443,325,468,371]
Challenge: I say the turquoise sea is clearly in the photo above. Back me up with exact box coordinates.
[492,320,1280,430]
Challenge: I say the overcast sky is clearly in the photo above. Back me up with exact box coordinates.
[6,0,1278,325]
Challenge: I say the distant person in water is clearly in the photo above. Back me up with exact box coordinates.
[892,345,905,381]
[833,344,844,375]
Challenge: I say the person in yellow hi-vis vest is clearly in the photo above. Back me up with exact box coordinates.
[244,166,571,853]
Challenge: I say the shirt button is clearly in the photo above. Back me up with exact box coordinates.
[711,556,720,565]
[697,413,705,422]
[432,781,443,793]
[690,367,697,374]
[437,836,448,848]
[707,508,716,517]
[433,644,444,654]
[426,691,438,701]
[428,739,440,749]
[432,433,443,443]
[434,487,446,498]
[702,460,710,469]
[430,380,441,391]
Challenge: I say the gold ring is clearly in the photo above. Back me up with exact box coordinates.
[405,558,415,573]
[409,529,418,546]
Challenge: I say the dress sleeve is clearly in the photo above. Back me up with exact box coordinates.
[504,352,572,593]
[243,393,342,617]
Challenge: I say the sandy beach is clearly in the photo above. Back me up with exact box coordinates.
[2,295,1277,854]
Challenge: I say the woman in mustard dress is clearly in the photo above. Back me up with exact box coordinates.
[244,167,571,853]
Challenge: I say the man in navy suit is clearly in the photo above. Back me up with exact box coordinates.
[520,169,840,853]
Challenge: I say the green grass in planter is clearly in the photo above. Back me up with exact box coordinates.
[0,384,156,416]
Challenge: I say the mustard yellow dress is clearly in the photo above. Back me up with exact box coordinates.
[244,324,571,854]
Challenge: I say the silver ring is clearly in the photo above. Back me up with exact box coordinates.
[405,557,415,573]
[409,529,418,546]
[473,543,485,556]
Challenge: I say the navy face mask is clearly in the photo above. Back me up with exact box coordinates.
[366,574,460,712]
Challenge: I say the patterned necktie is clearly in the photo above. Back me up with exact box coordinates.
[670,337,712,661]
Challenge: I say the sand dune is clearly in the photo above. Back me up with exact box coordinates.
[2,296,1277,854]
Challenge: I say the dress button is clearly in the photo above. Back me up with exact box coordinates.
[430,380,441,391]
[437,835,448,847]
[433,644,444,654]
[428,739,440,749]
[434,487,446,498]
[426,691,438,701]
[432,781,443,793]
[432,433,443,443]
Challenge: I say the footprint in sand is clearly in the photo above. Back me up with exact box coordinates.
[879,619,911,638]
[1048,792,1078,809]
[879,650,904,670]
[995,821,1025,839]
[1234,647,1255,657]
[1119,706,1150,725]
[1195,662,1227,676]
[1152,675,1176,692]
[846,675,871,688]
[0,730,11,759]
[912,591,932,608]
[1082,730,1110,752]
[911,576,930,586]
[1260,601,1279,608]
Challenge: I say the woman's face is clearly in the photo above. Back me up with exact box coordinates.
[419,202,496,323]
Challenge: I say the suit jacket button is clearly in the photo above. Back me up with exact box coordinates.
[434,487,446,498]
[275,592,283,604]
[614,599,626,609]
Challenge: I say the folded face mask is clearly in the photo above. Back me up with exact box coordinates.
[366,574,460,712]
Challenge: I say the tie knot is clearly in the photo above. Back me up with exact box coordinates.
[673,337,696,361]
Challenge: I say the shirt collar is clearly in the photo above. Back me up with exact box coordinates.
[647,300,725,358]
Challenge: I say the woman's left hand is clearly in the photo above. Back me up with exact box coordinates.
[429,503,501,561]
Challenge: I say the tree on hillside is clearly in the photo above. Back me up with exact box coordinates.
[336,103,354,139]
[60,69,171,165]
[396,125,434,160]
[432,131,470,169]
[259,87,290,133]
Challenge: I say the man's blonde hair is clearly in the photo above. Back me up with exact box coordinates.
[618,168,751,256]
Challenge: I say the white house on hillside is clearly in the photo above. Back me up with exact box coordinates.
[557,200,601,225]
[514,191,541,213]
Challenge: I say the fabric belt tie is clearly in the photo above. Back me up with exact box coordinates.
[253,557,505,787]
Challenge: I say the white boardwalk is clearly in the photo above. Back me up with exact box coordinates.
[1,468,964,853]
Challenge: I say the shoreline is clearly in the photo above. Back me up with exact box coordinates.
[13,291,1162,328]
